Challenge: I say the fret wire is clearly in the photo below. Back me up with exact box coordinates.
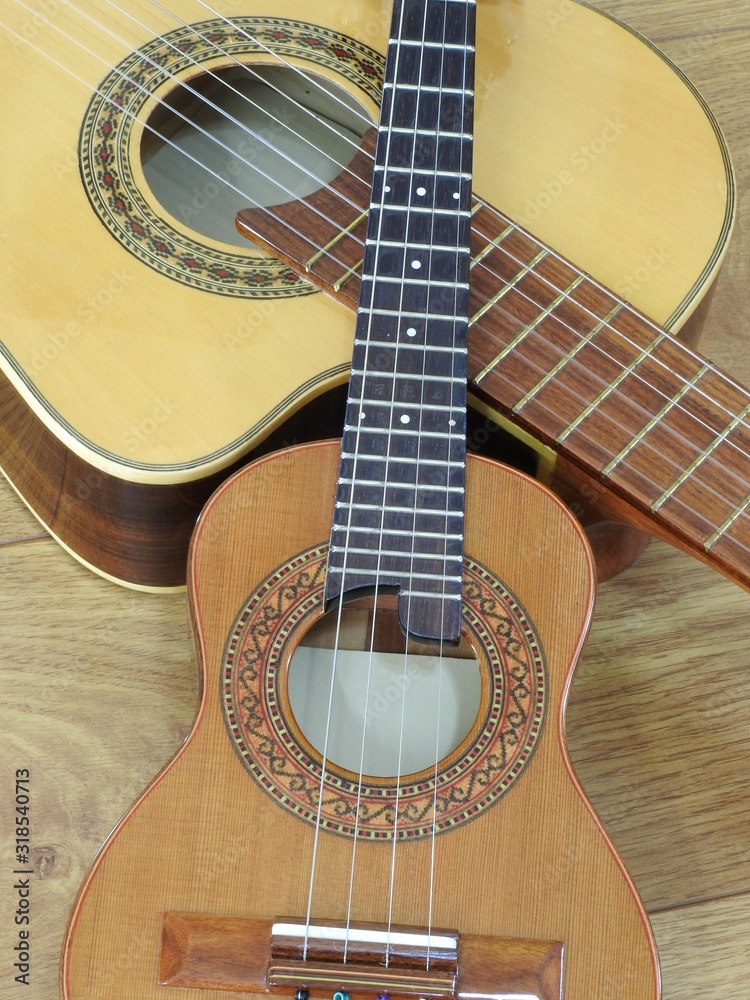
[336,500,465,518]
[330,546,461,561]
[512,304,624,412]
[341,451,466,469]
[328,566,464,583]
[346,399,462,412]
[380,127,473,140]
[353,340,467,354]
[383,83,475,96]
[343,426,463,440]
[369,203,472,217]
[305,211,367,272]
[338,478,465,493]
[602,364,711,477]
[361,273,470,289]
[361,307,463,321]
[469,249,547,327]
[367,238,469,253]
[373,164,472,178]
[350,368,466,383]
[333,257,364,292]
[470,223,515,269]
[388,39,476,51]
[653,399,750,512]
[557,331,666,444]
[398,590,462,601]
[341,524,464,540]
[475,274,585,383]
[706,493,750,551]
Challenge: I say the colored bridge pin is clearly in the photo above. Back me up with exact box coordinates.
[295,990,310,1000]
[332,991,350,1000]
[376,993,391,1000]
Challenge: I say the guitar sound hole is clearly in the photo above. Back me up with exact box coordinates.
[286,602,482,779]
[140,65,369,249]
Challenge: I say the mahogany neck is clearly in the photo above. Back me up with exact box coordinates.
[324,0,476,644]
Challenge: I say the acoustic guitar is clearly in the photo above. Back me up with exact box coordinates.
[62,3,659,998]
[0,0,734,589]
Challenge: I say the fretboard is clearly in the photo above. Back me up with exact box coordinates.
[323,0,476,644]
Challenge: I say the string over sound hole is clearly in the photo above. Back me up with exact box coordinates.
[287,601,481,779]
[142,65,368,248]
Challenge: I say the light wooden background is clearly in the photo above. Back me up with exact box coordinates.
[1,1,749,998]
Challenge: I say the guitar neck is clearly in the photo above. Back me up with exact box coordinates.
[463,198,750,579]
[324,0,476,644]
[236,125,750,599]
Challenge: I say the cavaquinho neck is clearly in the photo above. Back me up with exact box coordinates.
[325,0,477,645]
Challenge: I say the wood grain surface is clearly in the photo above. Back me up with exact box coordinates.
[1,1,749,999]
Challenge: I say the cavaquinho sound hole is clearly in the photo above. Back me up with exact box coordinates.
[286,599,482,779]
[141,64,368,249]
[221,544,548,840]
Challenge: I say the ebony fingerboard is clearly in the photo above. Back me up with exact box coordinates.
[325,0,476,644]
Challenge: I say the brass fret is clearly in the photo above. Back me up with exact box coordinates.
[706,492,750,551]
[602,364,710,476]
[334,258,364,292]
[473,273,583,384]
[470,223,514,269]
[469,249,547,330]
[305,211,367,271]
[512,303,622,414]
[557,330,666,444]
[653,399,750,514]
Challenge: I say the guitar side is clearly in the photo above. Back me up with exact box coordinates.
[61,441,659,999]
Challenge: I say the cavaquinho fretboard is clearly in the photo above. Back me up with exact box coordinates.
[323,0,476,644]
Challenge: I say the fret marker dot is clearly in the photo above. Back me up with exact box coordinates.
[411,260,421,270]
[416,186,427,196]
[400,414,410,424]
[449,419,457,427]
[406,327,417,337]
[359,412,366,420]
[452,191,460,200]
[384,185,391,193]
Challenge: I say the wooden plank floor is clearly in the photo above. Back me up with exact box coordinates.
[1,1,749,997]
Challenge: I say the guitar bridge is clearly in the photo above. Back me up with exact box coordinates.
[268,919,458,996]
[159,913,564,999]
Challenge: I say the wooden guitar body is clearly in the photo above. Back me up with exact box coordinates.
[0,0,732,588]
[61,441,659,999]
